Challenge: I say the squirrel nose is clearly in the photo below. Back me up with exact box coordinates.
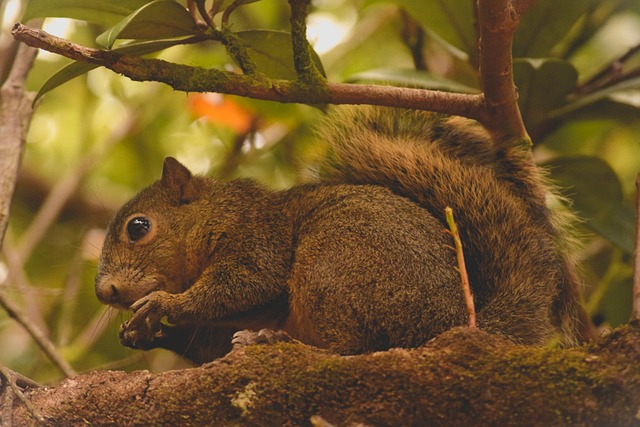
[95,278,121,305]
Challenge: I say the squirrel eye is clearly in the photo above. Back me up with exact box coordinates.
[126,217,152,242]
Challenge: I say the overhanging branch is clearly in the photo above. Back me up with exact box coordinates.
[11,0,534,145]
[11,23,484,122]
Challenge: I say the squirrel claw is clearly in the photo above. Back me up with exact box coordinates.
[119,319,167,350]
[119,291,175,349]
[232,329,292,349]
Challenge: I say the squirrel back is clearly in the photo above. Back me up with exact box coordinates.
[313,106,590,346]
[96,106,592,364]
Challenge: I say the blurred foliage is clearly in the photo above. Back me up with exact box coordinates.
[0,0,639,383]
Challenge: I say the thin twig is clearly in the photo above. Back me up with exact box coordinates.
[577,43,640,95]
[0,290,76,378]
[0,366,44,426]
[445,207,476,328]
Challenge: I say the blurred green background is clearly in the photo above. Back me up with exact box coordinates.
[1,0,639,383]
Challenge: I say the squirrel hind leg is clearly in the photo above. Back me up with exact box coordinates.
[231,329,293,350]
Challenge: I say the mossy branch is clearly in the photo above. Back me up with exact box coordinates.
[11,0,532,148]
[10,24,484,120]
[216,27,259,75]
[8,324,640,426]
[288,0,326,86]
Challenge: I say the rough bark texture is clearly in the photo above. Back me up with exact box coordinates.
[5,323,640,426]
[0,41,36,247]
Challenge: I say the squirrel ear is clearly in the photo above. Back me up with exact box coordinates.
[161,157,197,204]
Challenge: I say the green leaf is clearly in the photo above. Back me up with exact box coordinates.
[96,0,200,49]
[546,155,635,253]
[394,0,476,59]
[23,0,151,27]
[236,30,325,80]
[346,68,479,93]
[35,39,192,101]
[513,58,578,130]
[514,0,600,57]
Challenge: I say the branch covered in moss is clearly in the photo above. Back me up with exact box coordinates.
[12,0,533,145]
[11,24,484,120]
[6,324,640,426]
[288,0,325,86]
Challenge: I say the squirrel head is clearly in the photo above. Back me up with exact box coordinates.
[95,157,201,309]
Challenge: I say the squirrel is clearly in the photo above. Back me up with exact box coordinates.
[95,106,593,364]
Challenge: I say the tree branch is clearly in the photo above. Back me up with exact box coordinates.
[0,290,76,378]
[10,0,534,147]
[476,0,529,144]
[0,25,38,249]
[10,23,484,122]
[288,0,325,85]
[6,325,640,426]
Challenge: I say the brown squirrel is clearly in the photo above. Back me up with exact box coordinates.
[95,106,592,364]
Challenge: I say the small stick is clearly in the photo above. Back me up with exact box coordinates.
[445,207,477,328]
[632,174,640,320]
[0,291,76,378]
[0,366,44,425]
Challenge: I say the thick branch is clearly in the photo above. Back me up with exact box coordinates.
[6,325,640,426]
[10,24,484,122]
[0,32,37,248]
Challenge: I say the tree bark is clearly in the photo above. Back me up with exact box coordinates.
[6,323,640,426]
[0,38,37,248]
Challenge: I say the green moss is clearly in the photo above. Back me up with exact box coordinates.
[288,0,325,86]
[220,28,259,75]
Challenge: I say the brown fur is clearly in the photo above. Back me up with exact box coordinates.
[95,106,591,364]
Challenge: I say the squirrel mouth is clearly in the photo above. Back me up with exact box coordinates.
[108,301,135,311]
[123,279,166,311]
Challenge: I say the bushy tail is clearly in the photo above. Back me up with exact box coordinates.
[313,106,593,346]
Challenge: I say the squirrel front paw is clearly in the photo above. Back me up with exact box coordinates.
[231,329,292,349]
[119,291,177,349]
